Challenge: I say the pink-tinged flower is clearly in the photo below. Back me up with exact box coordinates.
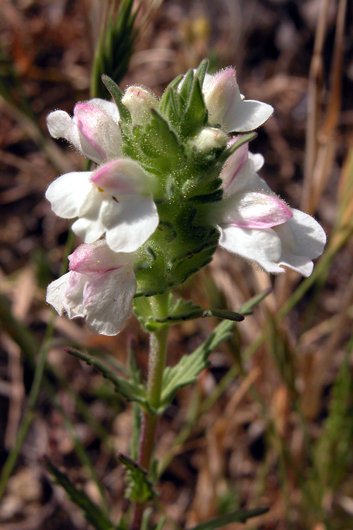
[45,158,159,253]
[213,141,326,276]
[202,68,273,133]
[47,241,137,335]
[121,86,158,126]
[47,98,122,164]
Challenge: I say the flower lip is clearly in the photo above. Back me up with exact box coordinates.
[68,241,132,276]
[90,159,146,195]
[74,103,107,160]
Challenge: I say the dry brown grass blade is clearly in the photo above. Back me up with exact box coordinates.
[302,0,347,215]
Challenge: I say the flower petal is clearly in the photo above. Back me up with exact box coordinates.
[220,191,293,229]
[221,140,249,192]
[45,172,93,218]
[219,225,284,274]
[274,209,326,276]
[46,273,71,316]
[89,99,120,125]
[47,110,82,152]
[46,272,88,318]
[74,103,122,163]
[102,195,159,253]
[69,240,133,276]
[83,267,136,335]
[72,209,106,244]
[203,68,241,126]
[224,99,274,133]
[91,159,150,195]
[64,272,89,318]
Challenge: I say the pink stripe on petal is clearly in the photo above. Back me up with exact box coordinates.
[222,140,249,191]
[227,192,293,229]
[74,104,107,159]
[91,160,138,195]
[69,242,122,275]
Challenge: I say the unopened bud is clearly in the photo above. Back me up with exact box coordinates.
[122,86,158,126]
[191,127,227,153]
[204,68,240,126]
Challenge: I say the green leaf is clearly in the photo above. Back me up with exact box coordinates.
[195,58,209,87]
[46,459,114,530]
[66,348,148,408]
[134,295,243,332]
[187,508,269,530]
[118,453,157,503]
[239,288,272,316]
[102,75,131,122]
[160,319,237,409]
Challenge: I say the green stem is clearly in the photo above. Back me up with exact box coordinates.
[131,294,169,530]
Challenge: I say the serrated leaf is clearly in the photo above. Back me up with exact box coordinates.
[134,296,243,332]
[46,459,114,530]
[195,58,209,87]
[102,75,131,122]
[118,453,157,503]
[188,508,269,530]
[160,319,237,409]
[66,348,148,407]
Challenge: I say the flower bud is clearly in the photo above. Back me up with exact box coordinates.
[190,127,227,153]
[122,86,158,126]
[203,68,240,126]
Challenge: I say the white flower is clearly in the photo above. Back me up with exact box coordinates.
[45,157,159,253]
[202,68,273,133]
[47,240,137,335]
[213,141,326,276]
[47,98,122,164]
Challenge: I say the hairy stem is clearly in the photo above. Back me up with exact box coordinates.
[131,294,169,530]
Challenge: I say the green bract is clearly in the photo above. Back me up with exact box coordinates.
[103,61,235,297]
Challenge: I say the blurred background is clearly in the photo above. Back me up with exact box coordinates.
[0,0,353,529]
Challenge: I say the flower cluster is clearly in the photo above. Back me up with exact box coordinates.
[46,62,326,335]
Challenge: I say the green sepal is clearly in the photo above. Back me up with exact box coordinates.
[180,77,208,137]
[118,453,157,503]
[159,87,183,130]
[194,58,209,87]
[159,319,238,410]
[101,75,131,123]
[179,68,194,103]
[66,348,149,409]
[46,459,114,530]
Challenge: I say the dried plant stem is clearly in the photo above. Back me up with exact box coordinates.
[131,295,169,530]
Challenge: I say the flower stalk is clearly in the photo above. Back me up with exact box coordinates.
[132,294,170,530]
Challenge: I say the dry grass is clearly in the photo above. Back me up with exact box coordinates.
[0,1,353,529]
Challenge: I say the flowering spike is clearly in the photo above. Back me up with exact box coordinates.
[46,62,326,332]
